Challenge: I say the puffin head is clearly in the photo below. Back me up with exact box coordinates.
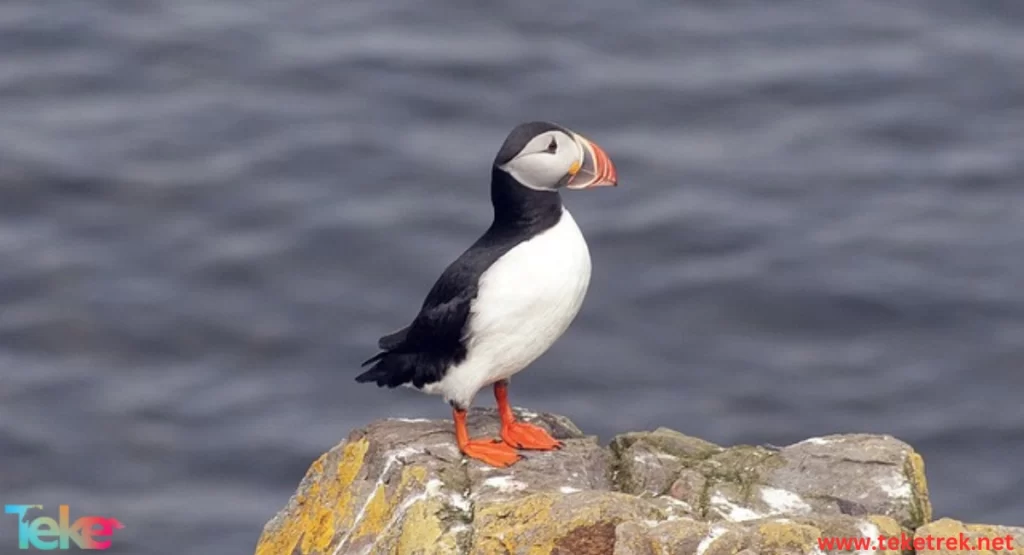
[493,121,617,192]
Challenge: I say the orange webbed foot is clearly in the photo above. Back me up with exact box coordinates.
[501,421,563,451]
[460,438,522,467]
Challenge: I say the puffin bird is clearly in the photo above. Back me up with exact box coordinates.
[356,121,617,467]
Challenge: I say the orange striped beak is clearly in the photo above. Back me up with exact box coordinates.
[566,133,618,189]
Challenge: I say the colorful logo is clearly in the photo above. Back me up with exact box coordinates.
[5,505,123,551]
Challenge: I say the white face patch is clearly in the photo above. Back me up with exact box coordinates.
[497,130,583,191]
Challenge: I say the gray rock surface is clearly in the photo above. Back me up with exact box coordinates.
[256,409,951,555]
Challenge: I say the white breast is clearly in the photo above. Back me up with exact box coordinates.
[427,208,592,407]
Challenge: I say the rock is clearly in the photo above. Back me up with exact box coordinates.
[475,491,664,554]
[610,427,720,500]
[255,409,957,555]
[614,429,931,530]
[613,521,656,555]
[764,434,932,528]
[254,417,475,555]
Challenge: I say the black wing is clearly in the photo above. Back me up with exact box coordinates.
[355,259,480,387]
[377,327,409,350]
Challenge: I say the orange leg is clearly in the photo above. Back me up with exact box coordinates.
[453,408,521,467]
[494,381,562,450]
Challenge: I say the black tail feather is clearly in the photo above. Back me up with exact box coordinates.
[356,349,451,389]
[377,326,410,350]
[355,350,416,388]
[354,365,390,385]
[361,352,386,367]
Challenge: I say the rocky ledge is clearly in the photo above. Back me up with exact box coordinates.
[256,409,1022,555]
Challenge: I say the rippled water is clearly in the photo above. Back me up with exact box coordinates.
[1,1,1023,553]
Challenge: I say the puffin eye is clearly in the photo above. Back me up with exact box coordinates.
[546,137,558,153]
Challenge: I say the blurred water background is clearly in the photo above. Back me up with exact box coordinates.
[1,0,1023,553]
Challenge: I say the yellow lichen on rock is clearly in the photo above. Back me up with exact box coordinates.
[905,451,933,525]
[298,480,333,554]
[255,452,329,555]
[330,438,371,535]
[354,466,434,548]
[308,438,369,553]
[473,493,557,554]
[351,483,392,540]
[395,464,471,555]
[868,514,907,555]
[396,496,447,554]
[255,438,369,555]
[755,520,820,555]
